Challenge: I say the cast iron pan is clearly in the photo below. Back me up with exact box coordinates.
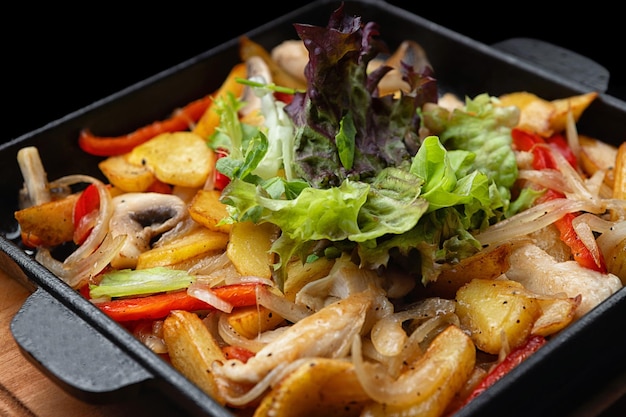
[1,1,625,416]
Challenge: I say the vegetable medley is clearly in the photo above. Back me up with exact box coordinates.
[13,4,626,417]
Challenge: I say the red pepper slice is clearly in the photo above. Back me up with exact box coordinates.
[450,335,547,414]
[213,148,231,190]
[78,94,214,157]
[546,133,577,168]
[511,128,607,273]
[72,183,100,245]
[96,282,263,322]
[223,345,256,363]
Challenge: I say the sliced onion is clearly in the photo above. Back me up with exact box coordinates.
[217,312,267,353]
[255,284,312,323]
[187,281,234,313]
[517,169,570,193]
[476,198,603,246]
[219,359,308,406]
[51,175,114,265]
[572,218,604,268]
[351,335,437,406]
[36,233,126,288]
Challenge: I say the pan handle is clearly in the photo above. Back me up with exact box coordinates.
[10,287,154,403]
[491,37,610,93]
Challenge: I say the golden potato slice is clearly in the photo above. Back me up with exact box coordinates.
[498,91,597,137]
[456,279,541,354]
[225,305,286,339]
[14,193,80,247]
[254,358,370,417]
[163,310,227,405]
[531,296,580,337]
[549,92,597,133]
[136,227,229,269]
[189,189,232,233]
[192,62,248,140]
[498,91,554,136]
[359,325,476,417]
[578,134,618,188]
[423,243,513,299]
[98,154,156,192]
[227,221,277,279]
[283,256,335,301]
[127,131,213,188]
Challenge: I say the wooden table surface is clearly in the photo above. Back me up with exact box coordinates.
[2,263,625,417]
[0,268,190,417]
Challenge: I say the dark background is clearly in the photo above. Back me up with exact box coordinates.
[4,1,624,143]
[2,2,625,415]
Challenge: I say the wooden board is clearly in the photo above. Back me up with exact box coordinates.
[0,270,185,417]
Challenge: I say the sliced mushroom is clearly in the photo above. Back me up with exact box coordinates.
[108,192,187,269]
[17,146,51,208]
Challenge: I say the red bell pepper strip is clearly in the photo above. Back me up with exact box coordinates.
[96,282,263,322]
[78,94,214,157]
[511,128,607,273]
[213,148,231,190]
[223,345,256,363]
[449,335,547,414]
[72,183,100,245]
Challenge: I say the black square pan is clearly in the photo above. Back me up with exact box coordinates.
[1,1,625,416]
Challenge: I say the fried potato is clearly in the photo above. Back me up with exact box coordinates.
[360,325,476,417]
[283,256,335,301]
[578,134,618,188]
[127,131,214,188]
[227,221,277,279]
[98,154,156,192]
[254,358,370,417]
[188,189,232,233]
[532,296,580,336]
[225,305,286,339]
[456,279,542,354]
[163,310,227,405]
[136,227,229,269]
[498,91,597,137]
[498,91,554,136]
[14,193,80,247]
[423,243,513,299]
[549,92,597,133]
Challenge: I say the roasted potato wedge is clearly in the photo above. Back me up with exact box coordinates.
[456,279,542,354]
[283,256,335,301]
[189,189,232,233]
[227,221,277,279]
[549,92,597,133]
[163,310,227,405]
[98,154,156,192]
[127,131,214,188]
[225,305,286,339]
[578,134,618,188]
[254,357,369,417]
[359,325,476,417]
[498,91,554,136]
[498,91,597,137]
[136,226,229,269]
[423,243,513,299]
[14,193,80,247]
